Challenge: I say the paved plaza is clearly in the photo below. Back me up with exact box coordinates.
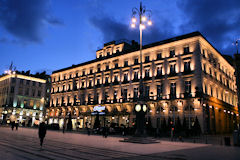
[0,127,240,160]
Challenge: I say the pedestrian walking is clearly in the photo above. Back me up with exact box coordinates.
[38,122,47,148]
[15,120,19,130]
[11,121,15,131]
[10,114,16,131]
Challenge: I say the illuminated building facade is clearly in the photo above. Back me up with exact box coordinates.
[49,32,239,133]
[0,72,48,126]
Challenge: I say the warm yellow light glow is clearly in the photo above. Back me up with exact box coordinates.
[141,16,147,22]
[147,20,152,26]
[140,24,145,30]
[132,17,137,23]
[131,23,136,28]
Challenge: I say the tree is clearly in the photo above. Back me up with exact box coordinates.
[175,117,182,134]
[93,112,100,129]
[67,113,72,131]
[192,116,201,136]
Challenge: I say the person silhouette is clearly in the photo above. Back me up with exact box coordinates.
[38,122,47,148]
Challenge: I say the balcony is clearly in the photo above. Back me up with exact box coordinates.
[144,76,151,81]
[132,78,139,82]
[156,74,163,79]
[168,72,177,77]
[183,69,193,75]
[112,81,119,85]
[169,94,176,99]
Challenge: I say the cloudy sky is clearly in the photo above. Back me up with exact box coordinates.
[0,0,239,74]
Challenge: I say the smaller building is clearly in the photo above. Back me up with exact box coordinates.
[0,70,50,126]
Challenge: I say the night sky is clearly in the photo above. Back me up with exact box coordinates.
[0,0,239,74]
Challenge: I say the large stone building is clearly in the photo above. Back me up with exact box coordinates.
[0,71,50,126]
[49,32,239,134]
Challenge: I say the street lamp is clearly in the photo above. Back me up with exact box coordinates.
[131,2,152,136]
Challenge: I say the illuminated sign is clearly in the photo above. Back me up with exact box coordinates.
[92,106,105,115]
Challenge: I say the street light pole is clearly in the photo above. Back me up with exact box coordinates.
[131,1,152,136]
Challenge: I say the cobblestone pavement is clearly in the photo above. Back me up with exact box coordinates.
[0,127,239,160]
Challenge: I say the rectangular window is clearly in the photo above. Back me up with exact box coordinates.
[26,80,30,85]
[32,81,35,86]
[145,56,150,62]
[10,86,15,93]
[170,64,176,74]
[185,81,191,93]
[145,69,150,78]
[170,83,176,97]
[82,71,85,76]
[170,50,175,57]
[123,89,128,99]
[97,67,101,72]
[145,86,150,97]
[134,71,138,80]
[11,78,16,83]
[157,53,162,60]
[115,63,118,68]
[20,79,24,84]
[124,73,128,82]
[39,82,42,87]
[184,46,189,54]
[134,58,138,64]
[38,90,41,97]
[134,88,138,98]
[106,65,109,70]
[157,85,163,98]
[184,61,191,72]
[114,75,118,82]
[25,88,29,96]
[114,90,117,100]
[32,89,35,96]
[90,69,93,74]
[105,77,109,84]
[89,80,92,87]
[157,67,162,76]
[76,73,78,77]
[124,61,128,67]
[97,79,100,85]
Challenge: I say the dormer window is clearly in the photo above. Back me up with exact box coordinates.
[107,52,110,56]
[124,61,128,67]
[97,67,101,72]
[115,63,118,68]
[90,69,93,74]
[134,58,139,64]
[157,53,162,60]
[184,46,189,54]
[106,65,109,70]
[145,56,150,62]
[82,71,85,76]
[170,50,175,57]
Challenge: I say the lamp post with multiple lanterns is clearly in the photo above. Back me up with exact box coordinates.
[131,2,152,136]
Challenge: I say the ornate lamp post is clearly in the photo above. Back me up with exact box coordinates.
[131,2,152,136]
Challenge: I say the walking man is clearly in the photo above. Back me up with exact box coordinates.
[38,122,47,148]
